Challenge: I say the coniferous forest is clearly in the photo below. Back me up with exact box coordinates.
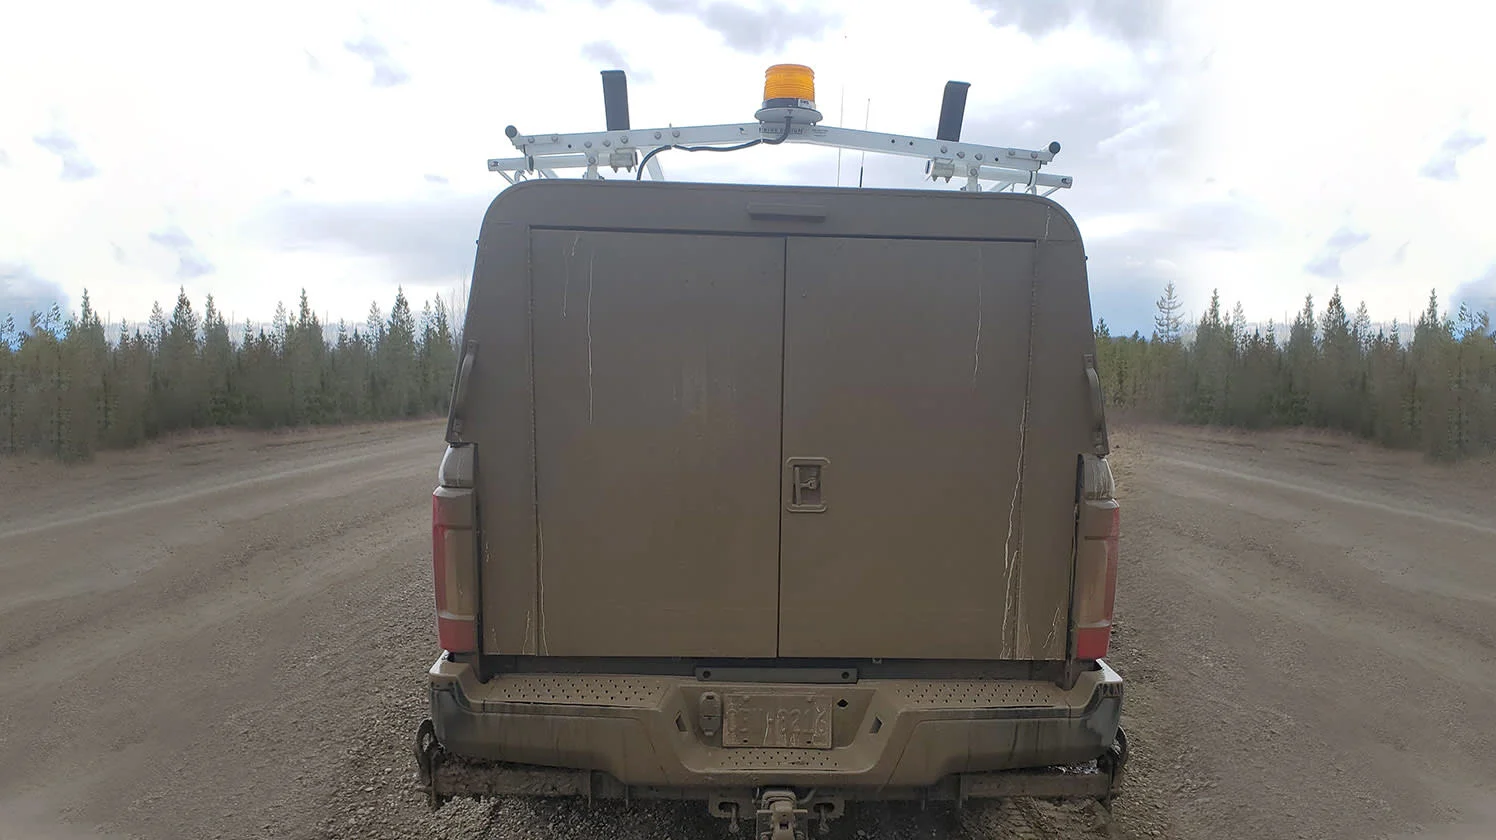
[1095,283,1496,461]
[2,281,1493,462]
[0,287,458,460]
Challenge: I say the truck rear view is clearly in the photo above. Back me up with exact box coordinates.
[415,66,1125,835]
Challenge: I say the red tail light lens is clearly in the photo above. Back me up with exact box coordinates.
[432,487,479,653]
[1075,501,1119,660]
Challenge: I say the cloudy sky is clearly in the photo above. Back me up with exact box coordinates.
[2,0,1492,336]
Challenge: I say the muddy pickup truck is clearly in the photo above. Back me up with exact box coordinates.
[414,67,1125,836]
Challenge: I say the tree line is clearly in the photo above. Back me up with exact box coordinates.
[1096,282,1496,461]
[0,287,459,460]
[3,281,1493,462]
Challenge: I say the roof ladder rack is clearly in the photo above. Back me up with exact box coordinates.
[488,67,1073,197]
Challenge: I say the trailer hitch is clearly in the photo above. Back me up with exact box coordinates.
[755,790,807,840]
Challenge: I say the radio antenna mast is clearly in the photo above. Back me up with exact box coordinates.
[858,98,870,188]
[836,85,845,187]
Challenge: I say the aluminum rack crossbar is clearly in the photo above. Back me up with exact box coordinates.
[488,121,1073,196]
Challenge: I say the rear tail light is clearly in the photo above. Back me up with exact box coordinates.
[432,486,479,653]
[1075,499,1120,660]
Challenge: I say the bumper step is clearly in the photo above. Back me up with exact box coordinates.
[415,718,1129,814]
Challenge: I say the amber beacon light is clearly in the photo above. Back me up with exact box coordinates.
[756,64,823,126]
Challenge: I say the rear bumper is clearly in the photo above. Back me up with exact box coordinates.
[424,656,1122,792]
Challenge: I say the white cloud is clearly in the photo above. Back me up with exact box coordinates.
[579,41,655,83]
[344,35,411,87]
[1420,128,1486,182]
[1454,263,1496,316]
[1305,227,1371,279]
[32,130,99,181]
[590,0,841,54]
[1,263,69,326]
[1180,0,1496,325]
[148,226,216,280]
[973,0,1168,48]
[0,0,1490,333]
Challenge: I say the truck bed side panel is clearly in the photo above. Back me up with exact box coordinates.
[1014,239,1103,660]
[462,219,540,654]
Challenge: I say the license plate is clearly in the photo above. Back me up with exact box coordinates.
[722,693,833,749]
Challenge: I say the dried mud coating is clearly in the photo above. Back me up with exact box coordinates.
[2,420,1494,839]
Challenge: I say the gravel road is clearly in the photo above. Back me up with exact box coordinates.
[2,421,1493,839]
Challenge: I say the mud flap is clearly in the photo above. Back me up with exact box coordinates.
[413,718,449,810]
[1099,725,1129,806]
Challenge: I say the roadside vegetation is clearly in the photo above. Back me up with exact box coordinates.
[3,282,1492,462]
[1096,283,1496,461]
[0,287,457,460]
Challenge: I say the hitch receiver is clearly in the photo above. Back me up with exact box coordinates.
[757,790,807,840]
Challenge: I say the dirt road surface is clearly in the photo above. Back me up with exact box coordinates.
[1,421,1493,839]
[1105,426,1496,840]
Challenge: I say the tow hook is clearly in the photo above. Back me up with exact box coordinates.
[756,790,807,840]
